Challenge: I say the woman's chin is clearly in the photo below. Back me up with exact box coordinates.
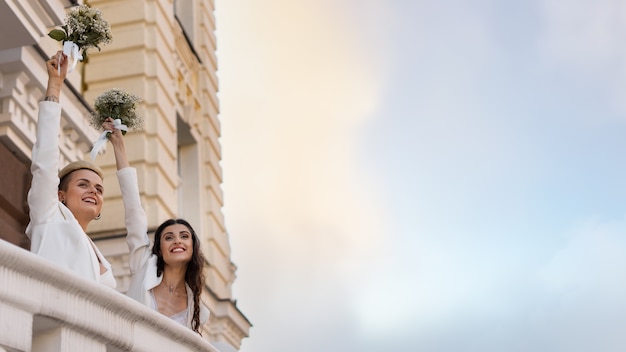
[164,257,191,267]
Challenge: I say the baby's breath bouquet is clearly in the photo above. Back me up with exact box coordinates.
[91,89,143,134]
[89,89,142,160]
[48,4,112,72]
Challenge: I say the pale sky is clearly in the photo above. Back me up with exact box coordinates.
[216,1,626,351]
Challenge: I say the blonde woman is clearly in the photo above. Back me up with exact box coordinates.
[27,51,147,288]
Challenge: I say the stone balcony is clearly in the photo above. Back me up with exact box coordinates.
[0,239,220,352]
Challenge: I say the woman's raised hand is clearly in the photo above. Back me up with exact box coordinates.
[102,117,129,170]
[102,117,123,143]
[44,51,68,102]
[46,51,68,81]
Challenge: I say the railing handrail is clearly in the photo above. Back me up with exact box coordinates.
[0,239,219,351]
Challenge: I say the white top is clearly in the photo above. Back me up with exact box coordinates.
[100,267,116,289]
[88,235,116,289]
[148,289,190,327]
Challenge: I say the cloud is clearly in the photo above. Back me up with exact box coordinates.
[539,0,626,65]
[216,1,626,351]
[532,217,626,351]
[538,0,626,115]
[217,0,389,274]
[216,1,394,350]
[348,216,626,352]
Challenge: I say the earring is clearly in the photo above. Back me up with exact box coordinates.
[95,213,101,220]
[61,199,66,205]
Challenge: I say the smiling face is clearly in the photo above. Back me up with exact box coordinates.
[58,169,104,225]
[159,223,194,267]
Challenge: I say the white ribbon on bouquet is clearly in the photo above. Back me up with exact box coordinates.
[58,41,83,74]
[90,119,128,161]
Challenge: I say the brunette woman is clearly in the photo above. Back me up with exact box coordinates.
[126,218,209,333]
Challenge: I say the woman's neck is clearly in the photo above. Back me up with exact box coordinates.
[71,209,92,232]
[78,220,89,232]
[68,208,90,232]
[161,265,187,293]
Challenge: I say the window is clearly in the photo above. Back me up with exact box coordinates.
[176,115,201,227]
[174,0,195,46]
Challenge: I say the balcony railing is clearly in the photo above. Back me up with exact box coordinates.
[0,239,220,352]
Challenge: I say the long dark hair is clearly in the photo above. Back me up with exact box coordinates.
[152,218,205,334]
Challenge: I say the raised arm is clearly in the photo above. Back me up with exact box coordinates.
[102,118,150,276]
[44,51,68,102]
[28,52,69,224]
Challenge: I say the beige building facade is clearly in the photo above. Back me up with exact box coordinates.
[0,0,250,350]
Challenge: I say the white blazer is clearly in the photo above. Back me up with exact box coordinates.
[27,101,147,289]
